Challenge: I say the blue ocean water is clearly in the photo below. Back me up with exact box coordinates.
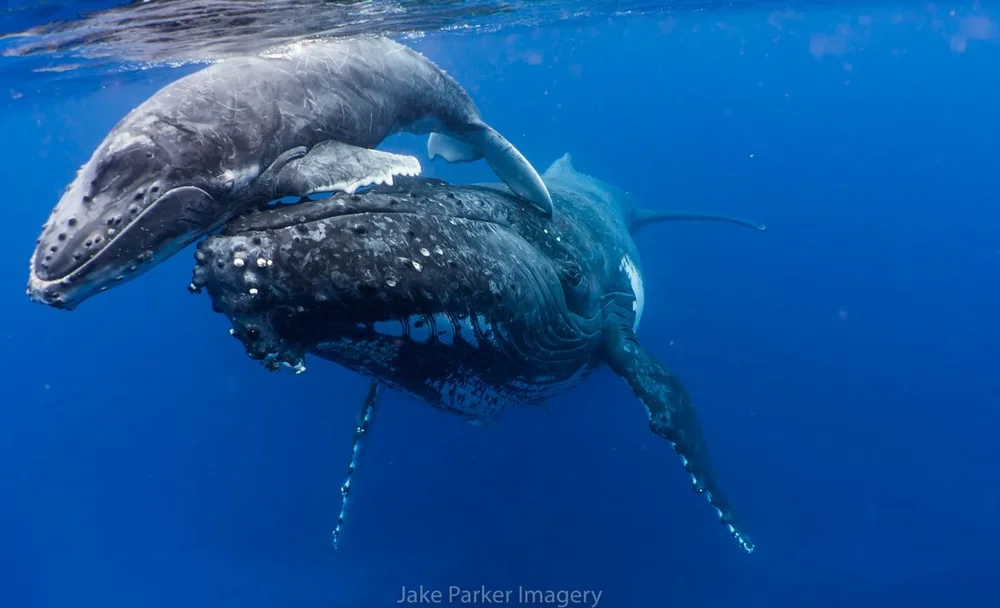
[2,2,1000,606]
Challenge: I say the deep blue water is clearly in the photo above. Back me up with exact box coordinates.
[3,2,1000,607]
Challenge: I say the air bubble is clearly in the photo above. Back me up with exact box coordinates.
[419,247,430,257]
[233,258,245,268]
[386,277,397,287]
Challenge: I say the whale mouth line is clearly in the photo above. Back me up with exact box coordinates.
[27,189,181,308]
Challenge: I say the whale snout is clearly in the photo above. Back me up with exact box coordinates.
[190,234,307,372]
[28,184,223,310]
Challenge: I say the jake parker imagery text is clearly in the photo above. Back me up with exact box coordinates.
[397,585,603,607]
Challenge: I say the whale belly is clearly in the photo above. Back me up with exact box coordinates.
[311,313,596,421]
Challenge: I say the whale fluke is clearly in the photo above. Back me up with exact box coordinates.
[332,379,384,550]
[428,125,553,217]
[601,320,755,554]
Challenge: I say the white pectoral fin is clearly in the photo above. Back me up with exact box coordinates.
[270,140,422,197]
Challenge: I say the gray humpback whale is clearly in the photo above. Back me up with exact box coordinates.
[189,155,764,554]
[27,36,552,310]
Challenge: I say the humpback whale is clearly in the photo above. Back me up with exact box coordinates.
[27,36,552,310]
[189,155,765,554]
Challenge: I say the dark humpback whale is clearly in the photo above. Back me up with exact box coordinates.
[27,36,552,310]
[188,154,765,554]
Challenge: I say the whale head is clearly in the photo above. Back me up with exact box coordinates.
[27,125,225,310]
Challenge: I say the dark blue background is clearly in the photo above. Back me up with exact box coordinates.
[3,4,1000,607]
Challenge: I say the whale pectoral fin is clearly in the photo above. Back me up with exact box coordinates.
[447,124,553,217]
[601,320,755,554]
[247,146,308,200]
[427,132,483,163]
[270,141,422,199]
[332,378,384,550]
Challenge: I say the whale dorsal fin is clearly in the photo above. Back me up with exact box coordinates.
[542,153,631,211]
[542,153,577,178]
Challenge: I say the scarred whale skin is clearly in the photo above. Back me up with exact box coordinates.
[191,155,763,554]
[27,36,551,310]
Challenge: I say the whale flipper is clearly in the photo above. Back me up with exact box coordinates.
[332,378,384,550]
[428,125,553,217]
[269,141,422,199]
[601,320,755,554]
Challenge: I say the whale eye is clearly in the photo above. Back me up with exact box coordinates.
[246,326,261,341]
[564,265,582,286]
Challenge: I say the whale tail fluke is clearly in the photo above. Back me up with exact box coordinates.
[428,132,480,163]
[629,209,767,234]
[427,126,553,217]
[331,379,384,550]
[601,320,755,555]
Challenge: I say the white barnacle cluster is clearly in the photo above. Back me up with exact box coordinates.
[263,352,307,375]
[233,248,274,296]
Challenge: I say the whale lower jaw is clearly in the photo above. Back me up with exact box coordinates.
[25,268,79,310]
